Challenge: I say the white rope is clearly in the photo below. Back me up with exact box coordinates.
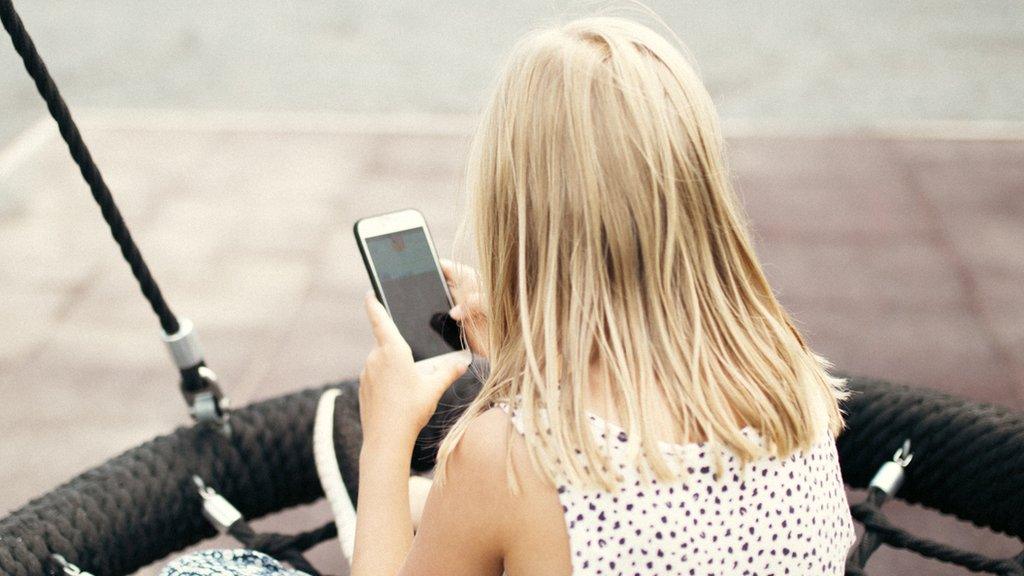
[313,389,358,564]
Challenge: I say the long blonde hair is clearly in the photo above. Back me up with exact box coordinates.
[437,16,845,490]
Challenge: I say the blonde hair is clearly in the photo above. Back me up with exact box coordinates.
[437,15,845,490]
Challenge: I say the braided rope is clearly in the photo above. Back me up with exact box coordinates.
[0,385,336,576]
[845,487,889,571]
[1,377,1020,576]
[0,0,179,335]
[228,520,337,576]
[850,500,1024,575]
[838,377,1024,538]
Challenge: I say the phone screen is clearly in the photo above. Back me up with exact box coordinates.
[365,227,463,361]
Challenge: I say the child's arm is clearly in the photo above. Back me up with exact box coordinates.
[398,410,511,576]
[351,291,471,576]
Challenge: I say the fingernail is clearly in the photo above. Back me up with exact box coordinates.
[449,305,463,319]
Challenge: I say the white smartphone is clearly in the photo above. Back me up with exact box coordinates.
[354,209,470,367]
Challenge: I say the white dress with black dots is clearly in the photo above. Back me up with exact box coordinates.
[501,407,856,576]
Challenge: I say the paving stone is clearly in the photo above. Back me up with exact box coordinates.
[730,137,933,241]
[788,302,1018,407]
[178,131,367,203]
[74,127,225,212]
[0,286,65,364]
[308,228,378,297]
[364,133,473,182]
[245,294,372,405]
[165,255,313,332]
[0,182,113,292]
[39,318,166,372]
[338,173,467,231]
[760,237,965,312]
[976,273,1024,363]
[895,139,1024,396]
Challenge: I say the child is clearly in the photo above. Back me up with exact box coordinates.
[324,15,855,576]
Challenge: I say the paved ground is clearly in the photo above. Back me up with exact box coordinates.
[0,109,1021,574]
[1,1,1023,147]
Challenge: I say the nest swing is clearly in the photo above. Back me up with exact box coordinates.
[1,2,1023,574]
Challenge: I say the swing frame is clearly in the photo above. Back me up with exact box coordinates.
[1,376,1023,576]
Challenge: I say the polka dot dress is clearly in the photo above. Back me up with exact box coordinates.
[502,407,856,575]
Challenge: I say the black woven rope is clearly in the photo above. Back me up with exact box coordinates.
[228,520,337,576]
[0,376,1020,576]
[251,521,337,556]
[849,498,1024,575]
[0,0,179,335]
[0,383,340,576]
[837,377,1024,539]
[252,376,1024,576]
[845,487,889,572]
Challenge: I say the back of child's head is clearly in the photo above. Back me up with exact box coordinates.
[442,15,845,490]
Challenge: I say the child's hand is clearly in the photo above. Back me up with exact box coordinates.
[440,259,489,357]
[359,291,470,453]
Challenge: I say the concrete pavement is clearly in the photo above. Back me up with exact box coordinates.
[2,1,1023,147]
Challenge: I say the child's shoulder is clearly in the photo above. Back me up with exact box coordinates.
[450,406,550,490]
[454,407,515,462]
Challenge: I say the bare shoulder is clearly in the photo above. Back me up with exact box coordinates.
[444,409,571,575]
[403,409,517,575]
[448,407,513,466]
[408,407,571,575]
[430,407,516,519]
[443,407,551,499]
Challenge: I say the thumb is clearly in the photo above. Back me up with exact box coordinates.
[419,355,471,397]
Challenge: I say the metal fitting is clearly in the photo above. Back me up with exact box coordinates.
[161,317,203,370]
[185,365,231,435]
[193,475,243,532]
[163,318,231,434]
[50,555,94,576]
[869,439,914,496]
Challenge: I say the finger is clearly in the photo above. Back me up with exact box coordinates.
[420,356,470,397]
[462,292,485,314]
[440,259,479,287]
[364,291,404,345]
[449,293,485,321]
[439,259,459,283]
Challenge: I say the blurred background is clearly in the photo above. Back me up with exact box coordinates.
[1,2,1021,575]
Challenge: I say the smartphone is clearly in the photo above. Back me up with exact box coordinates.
[354,209,470,366]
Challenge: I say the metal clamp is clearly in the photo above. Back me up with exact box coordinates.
[163,318,231,434]
[186,366,231,435]
[869,439,914,496]
[193,475,243,532]
[49,555,94,576]
[162,318,204,370]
